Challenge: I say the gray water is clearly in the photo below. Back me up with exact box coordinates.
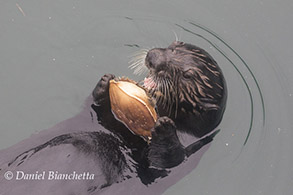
[0,0,292,194]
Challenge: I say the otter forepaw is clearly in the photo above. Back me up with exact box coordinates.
[149,117,185,168]
[92,74,115,104]
[152,116,176,136]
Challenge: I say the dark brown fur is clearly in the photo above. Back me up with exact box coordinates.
[144,41,227,137]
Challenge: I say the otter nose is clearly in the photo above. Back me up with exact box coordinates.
[145,48,166,70]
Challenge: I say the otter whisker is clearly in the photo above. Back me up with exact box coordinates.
[129,49,149,57]
[172,30,179,42]
[129,60,143,69]
[152,77,165,109]
[172,82,177,117]
[157,76,177,117]
[129,54,147,63]
[162,78,168,109]
[129,49,148,59]
[166,79,172,101]
[169,79,178,118]
[171,77,179,118]
[164,79,171,109]
[129,53,148,64]
[167,81,174,111]
[158,78,166,107]
[129,49,149,75]
[129,59,146,71]
[165,80,173,116]
[162,78,169,108]
[129,64,146,75]
[129,54,145,62]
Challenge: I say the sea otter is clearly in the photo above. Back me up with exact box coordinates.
[91,41,226,168]
[0,41,226,194]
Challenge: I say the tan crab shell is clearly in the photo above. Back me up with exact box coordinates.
[109,79,157,139]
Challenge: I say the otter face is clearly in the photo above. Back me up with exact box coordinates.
[131,41,227,137]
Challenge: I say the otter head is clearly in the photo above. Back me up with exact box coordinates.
[131,41,227,137]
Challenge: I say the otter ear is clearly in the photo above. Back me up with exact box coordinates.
[168,41,184,49]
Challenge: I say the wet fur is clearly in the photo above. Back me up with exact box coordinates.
[142,41,227,137]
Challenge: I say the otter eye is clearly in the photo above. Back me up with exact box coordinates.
[168,47,175,53]
[157,70,165,77]
[183,70,193,79]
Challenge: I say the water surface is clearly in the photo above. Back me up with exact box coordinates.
[0,1,292,194]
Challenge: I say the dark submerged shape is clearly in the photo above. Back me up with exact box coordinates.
[144,41,227,137]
